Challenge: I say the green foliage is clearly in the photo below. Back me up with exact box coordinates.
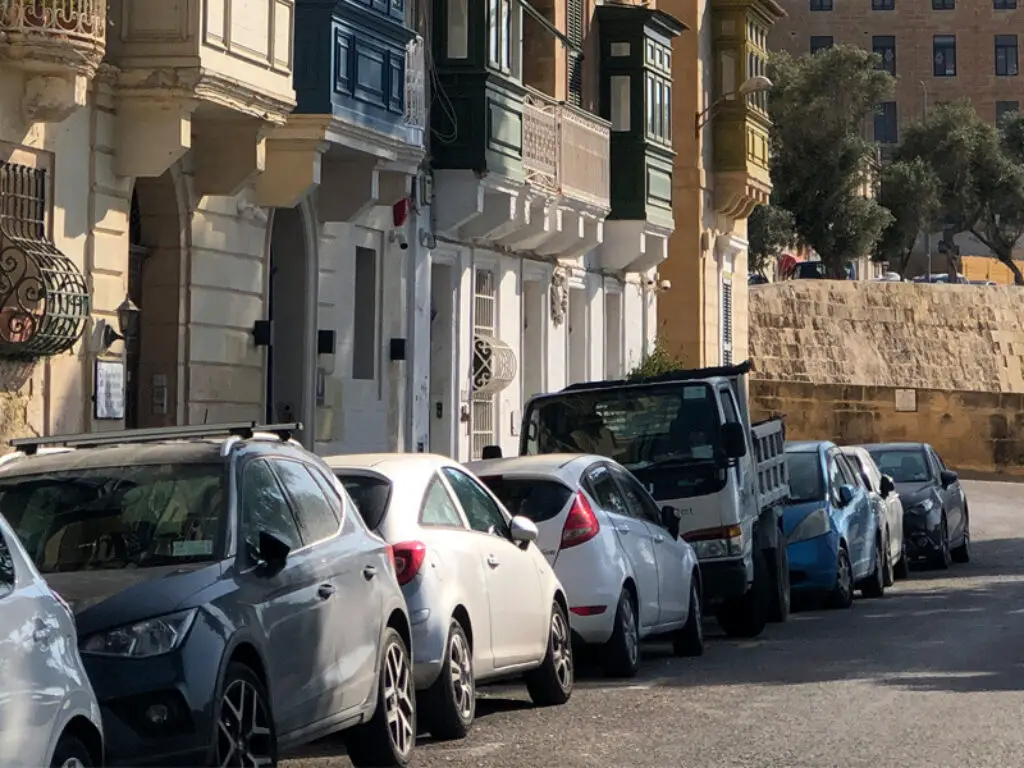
[895,101,1024,284]
[748,203,797,276]
[875,159,942,275]
[768,45,895,278]
[628,341,686,380]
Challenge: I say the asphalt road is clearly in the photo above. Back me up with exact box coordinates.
[284,479,1024,768]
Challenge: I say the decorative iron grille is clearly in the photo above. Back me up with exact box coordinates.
[471,269,497,459]
[0,161,90,357]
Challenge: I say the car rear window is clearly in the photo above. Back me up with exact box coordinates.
[336,473,392,530]
[477,477,573,523]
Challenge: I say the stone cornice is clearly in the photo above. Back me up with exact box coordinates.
[283,113,425,172]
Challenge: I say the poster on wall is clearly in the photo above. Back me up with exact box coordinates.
[894,388,917,413]
[95,359,126,420]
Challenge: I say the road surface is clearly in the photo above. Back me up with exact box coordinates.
[284,479,1024,768]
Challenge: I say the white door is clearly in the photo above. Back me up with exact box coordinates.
[429,262,456,456]
[583,464,660,631]
[441,467,546,667]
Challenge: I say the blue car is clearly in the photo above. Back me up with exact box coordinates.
[783,441,888,608]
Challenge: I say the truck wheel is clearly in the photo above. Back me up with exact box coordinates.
[767,542,790,623]
[715,547,770,639]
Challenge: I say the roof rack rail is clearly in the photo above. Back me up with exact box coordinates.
[559,360,754,392]
[9,422,303,455]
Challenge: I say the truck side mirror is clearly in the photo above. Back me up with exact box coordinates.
[722,422,747,459]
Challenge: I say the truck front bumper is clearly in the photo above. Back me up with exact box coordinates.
[698,558,749,607]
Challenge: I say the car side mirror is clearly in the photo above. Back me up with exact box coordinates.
[482,445,503,459]
[879,474,895,498]
[251,530,290,574]
[837,484,855,507]
[661,506,681,539]
[509,515,538,548]
[722,422,747,459]
[939,469,958,488]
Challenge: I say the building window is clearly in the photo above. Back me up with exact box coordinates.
[567,0,584,106]
[810,0,832,9]
[610,75,631,131]
[645,73,671,143]
[874,102,898,143]
[996,35,1019,76]
[721,279,733,366]
[933,35,956,76]
[997,100,1020,122]
[352,246,378,380]
[446,0,468,58]
[932,0,954,8]
[872,35,895,75]
[810,36,833,54]
[994,0,1016,8]
[872,0,894,9]
[487,0,511,73]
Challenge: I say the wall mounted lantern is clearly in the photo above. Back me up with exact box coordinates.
[101,297,141,350]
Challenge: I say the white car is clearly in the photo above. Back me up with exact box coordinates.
[466,454,704,678]
[842,445,908,580]
[324,453,573,741]
[0,513,104,768]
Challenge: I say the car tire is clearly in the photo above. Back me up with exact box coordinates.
[602,589,641,678]
[346,627,416,768]
[50,733,94,768]
[715,546,770,638]
[951,518,971,564]
[882,529,895,587]
[768,541,791,623]
[212,662,278,768]
[422,619,475,741]
[931,518,951,570]
[672,580,705,657]
[524,602,574,706]
[827,545,854,609]
[860,535,886,598]
[893,539,910,579]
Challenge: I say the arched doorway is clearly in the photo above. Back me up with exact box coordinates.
[128,170,187,427]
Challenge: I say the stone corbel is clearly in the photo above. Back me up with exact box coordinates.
[459,190,523,242]
[22,73,88,123]
[192,120,267,198]
[432,170,485,235]
[630,231,670,273]
[498,197,556,251]
[318,157,412,222]
[115,99,197,178]
[535,208,585,258]
[595,220,646,272]
[555,214,603,264]
[252,137,329,209]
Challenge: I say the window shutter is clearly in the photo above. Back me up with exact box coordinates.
[567,0,584,106]
[721,279,733,365]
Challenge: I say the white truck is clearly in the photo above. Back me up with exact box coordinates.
[488,360,790,639]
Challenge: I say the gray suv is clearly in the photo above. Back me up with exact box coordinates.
[0,423,415,767]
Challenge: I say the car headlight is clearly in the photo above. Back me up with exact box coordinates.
[687,526,743,559]
[81,608,197,658]
[788,508,831,544]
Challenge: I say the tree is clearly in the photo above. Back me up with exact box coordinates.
[628,340,686,380]
[768,45,895,278]
[875,159,942,276]
[896,101,1024,284]
[748,203,797,276]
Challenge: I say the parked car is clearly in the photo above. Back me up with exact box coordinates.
[863,442,970,569]
[841,445,908,580]
[326,453,573,742]
[0,512,104,768]
[0,424,415,768]
[465,453,705,678]
[783,441,888,608]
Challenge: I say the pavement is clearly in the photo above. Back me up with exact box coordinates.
[284,479,1024,768]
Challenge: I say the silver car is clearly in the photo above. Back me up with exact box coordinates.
[0,512,104,768]
[327,453,574,742]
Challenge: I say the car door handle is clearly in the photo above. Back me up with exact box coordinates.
[653,534,665,543]
[362,565,377,581]
[33,625,56,644]
[317,583,337,599]
[615,525,630,534]
[486,555,500,568]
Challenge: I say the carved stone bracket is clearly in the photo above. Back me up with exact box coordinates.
[550,266,568,327]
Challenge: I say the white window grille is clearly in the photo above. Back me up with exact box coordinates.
[721,278,733,366]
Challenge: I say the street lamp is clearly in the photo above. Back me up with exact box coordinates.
[101,297,141,349]
[694,75,774,138]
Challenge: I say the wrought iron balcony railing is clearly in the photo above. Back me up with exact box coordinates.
[404,35,425,131]
[0,0,107,66]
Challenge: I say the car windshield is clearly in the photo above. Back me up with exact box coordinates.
[336,473,392,530]
[477,476,573,523]
[786,451,826,503]
[522,383,722,471]
[868,449,931,483]
[0,463,226,573]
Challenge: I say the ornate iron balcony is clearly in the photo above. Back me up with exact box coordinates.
[0,0,107,72]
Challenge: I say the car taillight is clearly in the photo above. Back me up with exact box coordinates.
[392,541,427,586]
[560,492,600,549]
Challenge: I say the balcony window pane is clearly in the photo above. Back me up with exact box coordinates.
[610,75,631,131]
[446,0,468,58]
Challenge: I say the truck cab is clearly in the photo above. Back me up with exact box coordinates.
[488,361,790,639]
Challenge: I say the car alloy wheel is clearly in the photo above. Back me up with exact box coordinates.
[550,610,572,692]
[59,760,86,768]
[383,639,416,759]
[449,629,474,722]
[620,593,639,668]
[217,678,273,767]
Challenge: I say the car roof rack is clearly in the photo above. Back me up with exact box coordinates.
[558,360,754,392]
[9,422,303,455]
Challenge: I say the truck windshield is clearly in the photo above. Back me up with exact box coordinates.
[523,383,722,470]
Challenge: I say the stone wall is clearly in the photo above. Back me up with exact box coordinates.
[749,281,1024,472]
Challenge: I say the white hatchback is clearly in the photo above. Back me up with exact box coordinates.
[466,454,704,678]
[325,453,573,742]
[0,513,104,768]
